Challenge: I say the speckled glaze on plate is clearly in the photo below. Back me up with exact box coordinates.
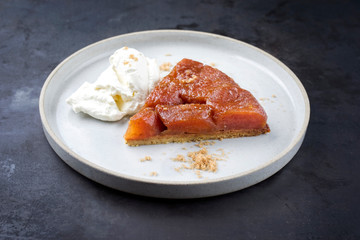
[39,30,310,198]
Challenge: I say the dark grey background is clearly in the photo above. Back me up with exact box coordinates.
[1,0,359,239]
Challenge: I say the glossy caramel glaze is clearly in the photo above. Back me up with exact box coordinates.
[124,58,269,142]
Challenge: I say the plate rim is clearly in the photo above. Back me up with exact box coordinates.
[39,29,310,187]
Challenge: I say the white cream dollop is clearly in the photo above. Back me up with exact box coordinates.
[66,47,160,121]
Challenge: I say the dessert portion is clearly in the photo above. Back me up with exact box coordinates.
[66,47,160,121]
[124,58,269,146]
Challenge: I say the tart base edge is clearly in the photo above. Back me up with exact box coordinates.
[125,124,270,146]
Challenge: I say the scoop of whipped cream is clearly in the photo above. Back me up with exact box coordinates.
[66,47,160,121]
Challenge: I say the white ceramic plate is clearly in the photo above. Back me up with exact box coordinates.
[39,30,310,198]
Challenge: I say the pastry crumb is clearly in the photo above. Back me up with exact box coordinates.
[160,62,172,71]
[140,156,152,162]
[272,94,277,98]
[149,171,158,176]
[173,145,225,175]
[195,141,216,148]
[195,170,202,178]
[173,154,187,162]
[214,148,228,158]
[123,46,128,50]
[210,62,216,67]
[165,53,172,56]
[188,147,218,172]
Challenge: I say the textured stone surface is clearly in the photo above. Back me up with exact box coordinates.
[0,0,359,239]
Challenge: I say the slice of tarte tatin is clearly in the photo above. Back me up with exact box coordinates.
[124,58,270,146]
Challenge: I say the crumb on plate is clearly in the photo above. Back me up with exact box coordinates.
[149,171,158,177]
[195,140,216,148]
[160,62,172,71]
[173,144,226,176]
[140,156,152,162]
